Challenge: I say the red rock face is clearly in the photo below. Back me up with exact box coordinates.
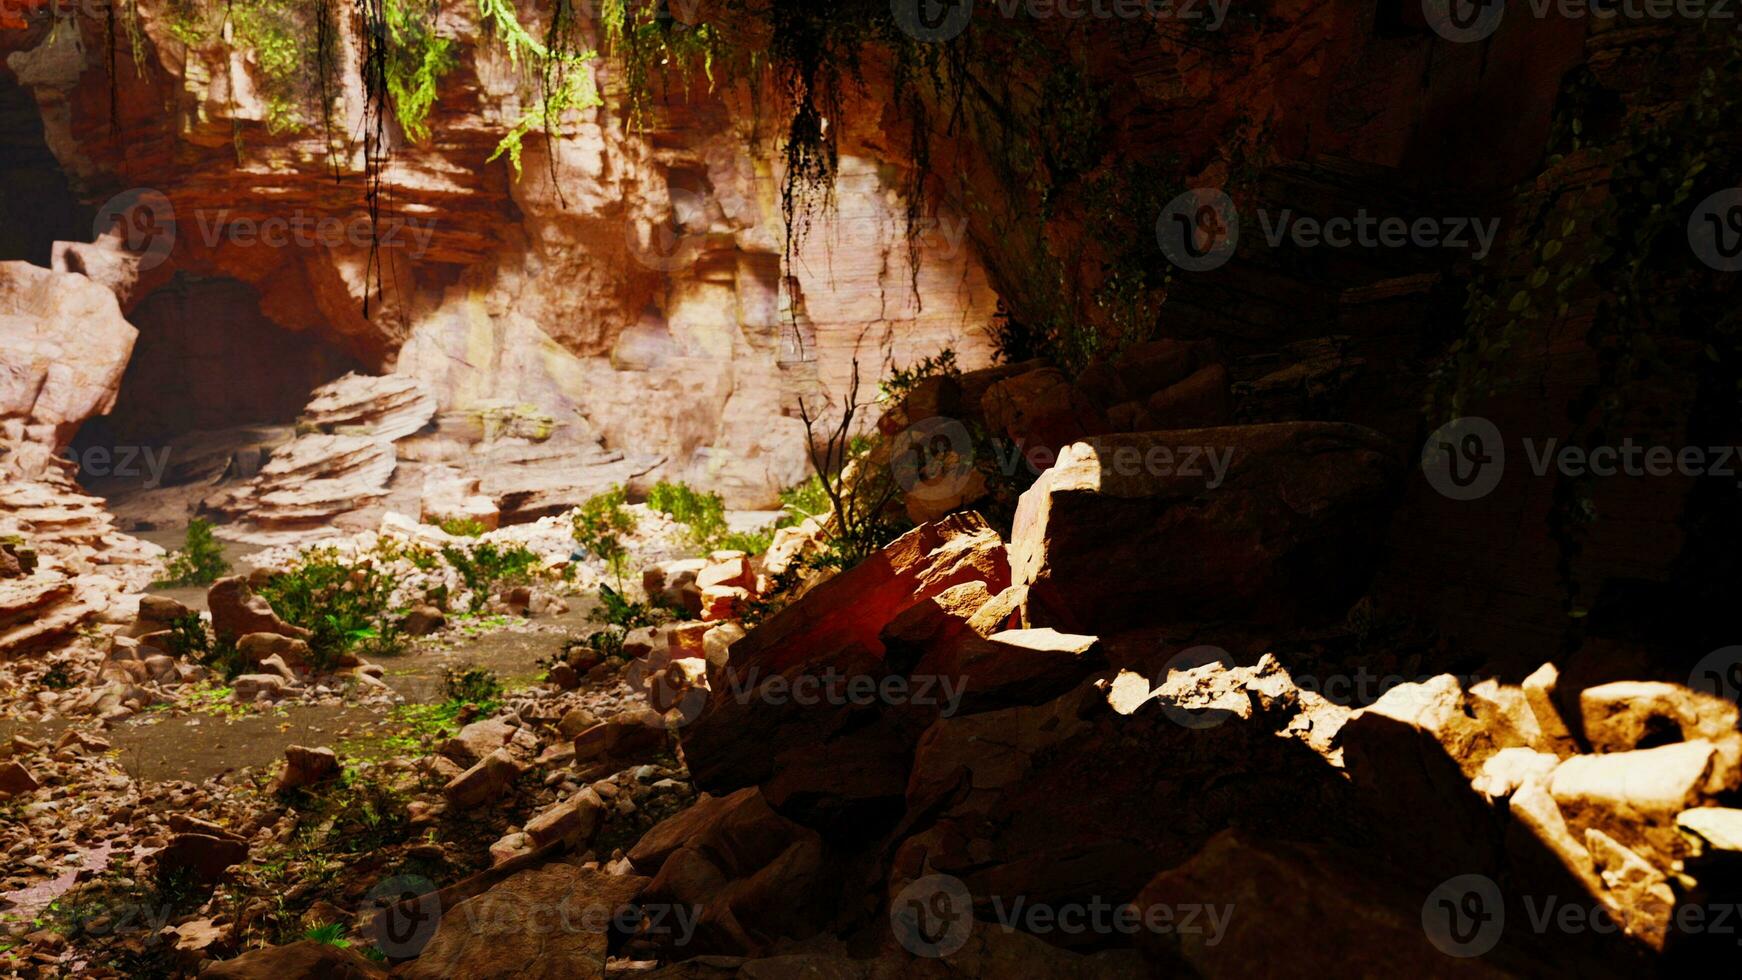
[0,2,1001,507]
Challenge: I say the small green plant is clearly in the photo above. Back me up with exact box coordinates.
[583,583,675,661]
[717,527,775,557]
[441,665,504,716]
[38,663,73,690]
[572,486,637,586]
[303,921,351,948]
[878,348,961,405]
[648,481,728,542]
[154,519,231,587]
[436,516,488,538]
[777,475,832,529]
[796,362,913,570]
[593,582,671,630]
[440,541,541,612]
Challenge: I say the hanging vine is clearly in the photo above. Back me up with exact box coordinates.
[356,0,391,316]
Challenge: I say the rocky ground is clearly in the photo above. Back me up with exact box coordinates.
[3,417,1738,977]
[0,348,1738,979]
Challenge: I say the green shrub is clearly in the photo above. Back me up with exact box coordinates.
[436,517,488,538]
[154,519,231,587]
[165,613,246,680]
[572,486,637,586]
[256,549,405,669]
[647,481,729,545]
[582,583,676,662]
[717,528,775,557]
[648,479,781,557]
[440,541,541,612]
[878,347,960,405]
[777,474,831,529]
[440,665,504,715]
[303,922,351,948]
[593,582,672,630]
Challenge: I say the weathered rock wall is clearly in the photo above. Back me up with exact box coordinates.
[0,0,1000,507]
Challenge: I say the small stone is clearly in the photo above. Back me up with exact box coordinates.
[0,761,39,796]
[557,708,599,739]
[273,746,339,793]
[443,749,521,808]
[401,605,447,636]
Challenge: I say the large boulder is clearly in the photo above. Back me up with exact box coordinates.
[205,434,397,529]
[628,788,836,957]
[907,627,1104,716]
[889,658,1356,932]
[678,513,1008,797]
[0,261,137,448]
[980,366,1107,468]
[201,940,386,979]
[1010,422,1400,633]
[443,748,523,808]
[156,831,248,886]
[395,864,648,980]
[1134,831,1517,976]
[272,745,339,793]
[207,577,310,644]
[1578,681,1741,788]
